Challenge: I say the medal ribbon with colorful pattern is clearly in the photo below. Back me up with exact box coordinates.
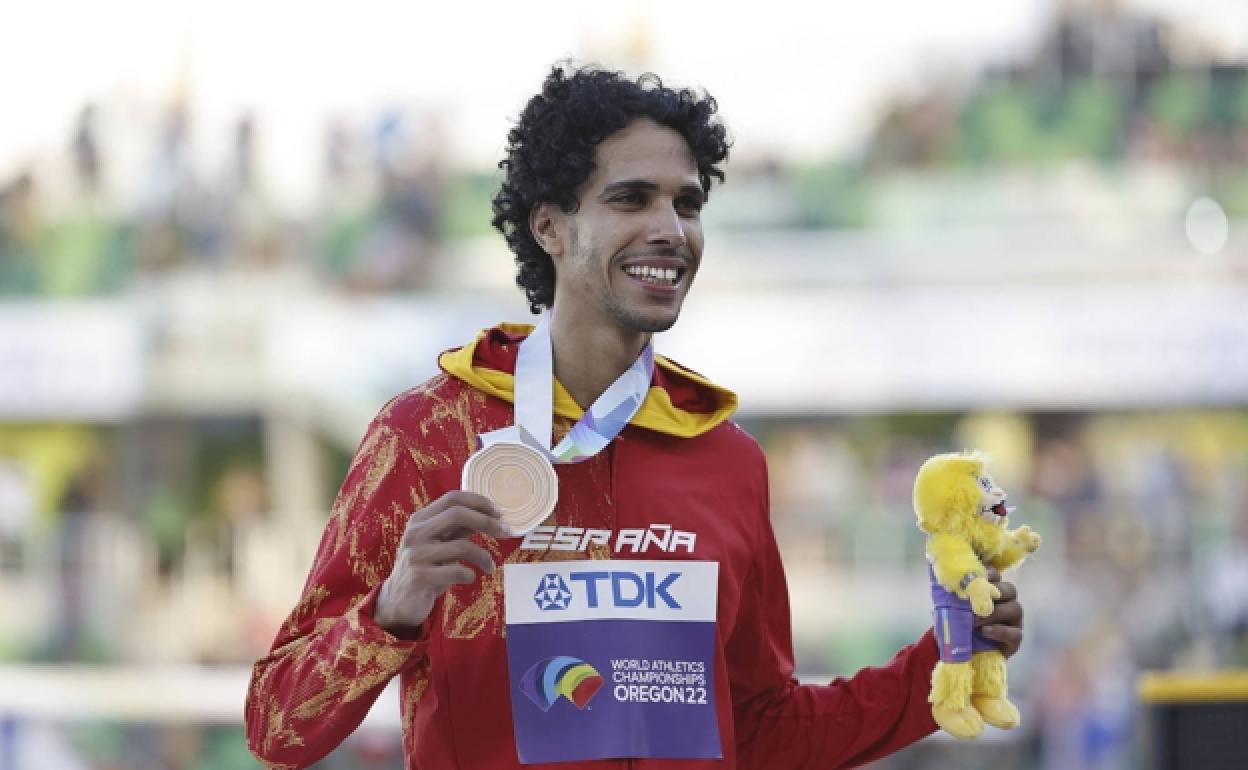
[481,312,654,463]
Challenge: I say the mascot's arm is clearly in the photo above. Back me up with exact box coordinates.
[990,525,1042,571]
[927,533,984,594]
[928,533,999,616]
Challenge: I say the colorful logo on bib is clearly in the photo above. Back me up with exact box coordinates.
[520,656,604,711]
[534,573,573,610]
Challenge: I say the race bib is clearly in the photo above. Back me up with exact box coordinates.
[504,560,722,764]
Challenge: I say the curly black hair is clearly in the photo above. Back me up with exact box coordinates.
[492,64,731,313]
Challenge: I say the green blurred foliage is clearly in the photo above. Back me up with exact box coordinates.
[1214,171,1248,216]
[1149,73,1208,139]
[957,83,1040,165]
[319,206,376,280]
[792,163,869,228]
[0,213,132,297]
[0,424,102,522]
[954,77,1125,166]
[440,172,500,238]
[1058,77,1125,162]
[191,727,258,770]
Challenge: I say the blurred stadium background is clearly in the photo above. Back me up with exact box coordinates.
[2,0,1247,767]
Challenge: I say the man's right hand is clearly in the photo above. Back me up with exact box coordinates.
[373,490,508,635]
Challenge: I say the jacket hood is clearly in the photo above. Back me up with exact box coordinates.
[438,323,737,439]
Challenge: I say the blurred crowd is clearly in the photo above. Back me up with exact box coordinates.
[868,6,1248,178]
[0,101,452,298]
[5,4,1248,297]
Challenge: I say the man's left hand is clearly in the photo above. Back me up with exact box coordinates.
[974,567,1024,658]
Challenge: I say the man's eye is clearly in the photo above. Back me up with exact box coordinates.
[611,192,644,205]
[676,198,703,215]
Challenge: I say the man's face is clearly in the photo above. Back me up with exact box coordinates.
[546,118,705,334]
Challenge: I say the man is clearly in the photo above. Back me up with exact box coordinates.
[245,64,1024,769]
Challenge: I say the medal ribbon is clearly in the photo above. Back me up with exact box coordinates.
[481,312,654,463]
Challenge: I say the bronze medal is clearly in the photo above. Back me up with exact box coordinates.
[461,442,557,536]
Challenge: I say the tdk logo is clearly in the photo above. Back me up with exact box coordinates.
[533,574,572,610]
[569,570,682,610]
[534,570,684,611]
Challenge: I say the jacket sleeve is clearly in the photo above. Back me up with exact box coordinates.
[245,413,432,769]
[729,464,939,769]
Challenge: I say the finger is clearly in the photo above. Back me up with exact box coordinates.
[985,566,1001,582]
[406,490,499,528]
[980,624,1023,658]
[406,503,506,545]
[401,493,469,545]
[992,580,1017,603]
[444,490,500,518]
[415,539,497,575]
[424,563,480,588]
[409,563,480,593]
[974,598,1023,629]
[432,505,510,541]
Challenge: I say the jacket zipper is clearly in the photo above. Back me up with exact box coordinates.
[615,439,631,770]
[605,434,619,531]
[613,436,629,770]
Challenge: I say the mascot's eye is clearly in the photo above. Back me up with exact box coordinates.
[978,477,993,492]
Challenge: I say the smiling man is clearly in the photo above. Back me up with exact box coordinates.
[526,115,707,408]
[245,64,1025,769]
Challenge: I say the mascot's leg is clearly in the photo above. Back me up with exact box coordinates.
[970,649,1020,729]
[930,661,983,739]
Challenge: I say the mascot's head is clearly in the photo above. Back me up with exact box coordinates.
[913,451,1009,535]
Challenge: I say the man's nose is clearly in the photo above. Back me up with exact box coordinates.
[646,203,687,248]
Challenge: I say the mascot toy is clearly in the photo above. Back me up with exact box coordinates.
[913,451,1041,739]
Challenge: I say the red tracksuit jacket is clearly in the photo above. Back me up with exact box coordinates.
[245,324,939,769]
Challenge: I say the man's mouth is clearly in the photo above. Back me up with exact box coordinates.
[621,264,687,288]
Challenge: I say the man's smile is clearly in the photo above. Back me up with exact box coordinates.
[622,264,687,289]
[618,254,692,295]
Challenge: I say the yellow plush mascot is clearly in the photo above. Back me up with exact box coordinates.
[913,451,1041,739]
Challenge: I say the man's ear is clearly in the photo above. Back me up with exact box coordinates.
[530,202,566,260]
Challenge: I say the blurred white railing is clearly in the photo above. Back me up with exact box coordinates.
[0,664,400,727]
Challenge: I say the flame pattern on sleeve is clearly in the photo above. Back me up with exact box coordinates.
[245,408,434,768]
